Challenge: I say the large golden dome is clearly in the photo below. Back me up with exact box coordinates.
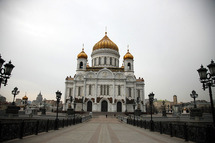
[123,49,134,60]
[93,32,119,52]
[77,48,88,59]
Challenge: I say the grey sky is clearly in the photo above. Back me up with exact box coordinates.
[0,0,215,103]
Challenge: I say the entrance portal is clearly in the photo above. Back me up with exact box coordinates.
[117,102,122,112]
[101,100,108,112]
[87,101,92,112]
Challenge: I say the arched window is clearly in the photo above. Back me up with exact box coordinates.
[118,85,121,95]
[128,88,131,97]
[89,85,92,95]
[104,57,106,65]
[80,62,83,69]
[127,63,131,70]
[110,57,112,65]
[94,58,97,66]
[99,57,101,65]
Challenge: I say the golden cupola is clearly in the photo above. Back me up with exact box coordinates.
[77,48,88,59]
[22,95,28,100]
[123,49,134,60]
[93,32,119,52]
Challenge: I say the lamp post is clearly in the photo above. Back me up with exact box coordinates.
[41,98,46,115]
[73,100,76,125]
[125,98,127,113]
[0,55,15,88]
[82,96,84,112]
[197,60,215,126]
[162,100,166,117]
[148,92,154,131]
[55,90,62,130]
[12,87,20,105]
[190,90,198,108]
[167,105,170,113]
[133,101,136,126]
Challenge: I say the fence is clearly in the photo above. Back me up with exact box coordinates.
[0,115,92,142]
[118,116,215,143]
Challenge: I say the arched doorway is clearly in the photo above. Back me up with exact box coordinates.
[87,101,92,112]
[117,102,122,112]
[101,100,108,112]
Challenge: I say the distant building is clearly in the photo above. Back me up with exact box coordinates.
[32,92,43,105]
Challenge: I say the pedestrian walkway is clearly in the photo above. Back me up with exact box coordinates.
[6,116,193,143]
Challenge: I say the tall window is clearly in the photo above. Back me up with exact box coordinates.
[100,85,103,95]
[137,89,140,98]
[99,57,101,65]
[80,62,83,69]
[115,59,117,66]
[69,88,72,96]
[104,57,106,65]
[128,88,131,97]
[78,87,81,96]
[94,58,97,66]
[118,85,121,95]
[110,57,112,65]
[128,63,131,70]
[89,85,92,95]
[103,85,106,95]
[107,85,109,95]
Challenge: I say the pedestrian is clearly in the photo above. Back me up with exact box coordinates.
[106,114,107,118]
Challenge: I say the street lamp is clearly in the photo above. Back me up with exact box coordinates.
[148,92,154,131]
[162,100,166,117]
[73,100,76,125]
[197,60,215,126]
[0,55,15,88]
[133,101,136,126]
[190,90,198,108]
[82,96,84,112]
[167,105,170,113]
[125,98,127,113]
[12,87,20,105]
[55,90,62,130]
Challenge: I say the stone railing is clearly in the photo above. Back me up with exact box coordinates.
[118,116,215,143]
[0,115,92,142]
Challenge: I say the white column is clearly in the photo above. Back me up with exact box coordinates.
[113,80,115,103]
[134,83,137,100]
[84,78,86,97]
[73,81,76,98]
[64,83,68,111]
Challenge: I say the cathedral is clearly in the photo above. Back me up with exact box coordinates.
[64,32,145,112]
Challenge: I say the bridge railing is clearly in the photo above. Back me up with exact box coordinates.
[0,115,92,142]
[117,115,215,143]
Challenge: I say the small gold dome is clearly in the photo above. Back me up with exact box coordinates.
[77,48,88,59]
[93,32,118,52]
[22,95,28,100]
[123,49,133,60]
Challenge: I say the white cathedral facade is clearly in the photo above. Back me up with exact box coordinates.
[64,32,145,112]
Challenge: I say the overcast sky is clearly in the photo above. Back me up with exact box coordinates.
[0,0,215,103]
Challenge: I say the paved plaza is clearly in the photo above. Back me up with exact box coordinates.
[5,116,193,143]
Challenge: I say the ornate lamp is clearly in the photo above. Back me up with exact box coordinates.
[190,90,198,108]
[0,55,15,88]
[197,60,215,126]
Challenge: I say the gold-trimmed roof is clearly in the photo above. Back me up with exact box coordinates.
[22,95,28,100]
[93,32,119,52]
[77,48,88,59]
[123,49,133,60]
